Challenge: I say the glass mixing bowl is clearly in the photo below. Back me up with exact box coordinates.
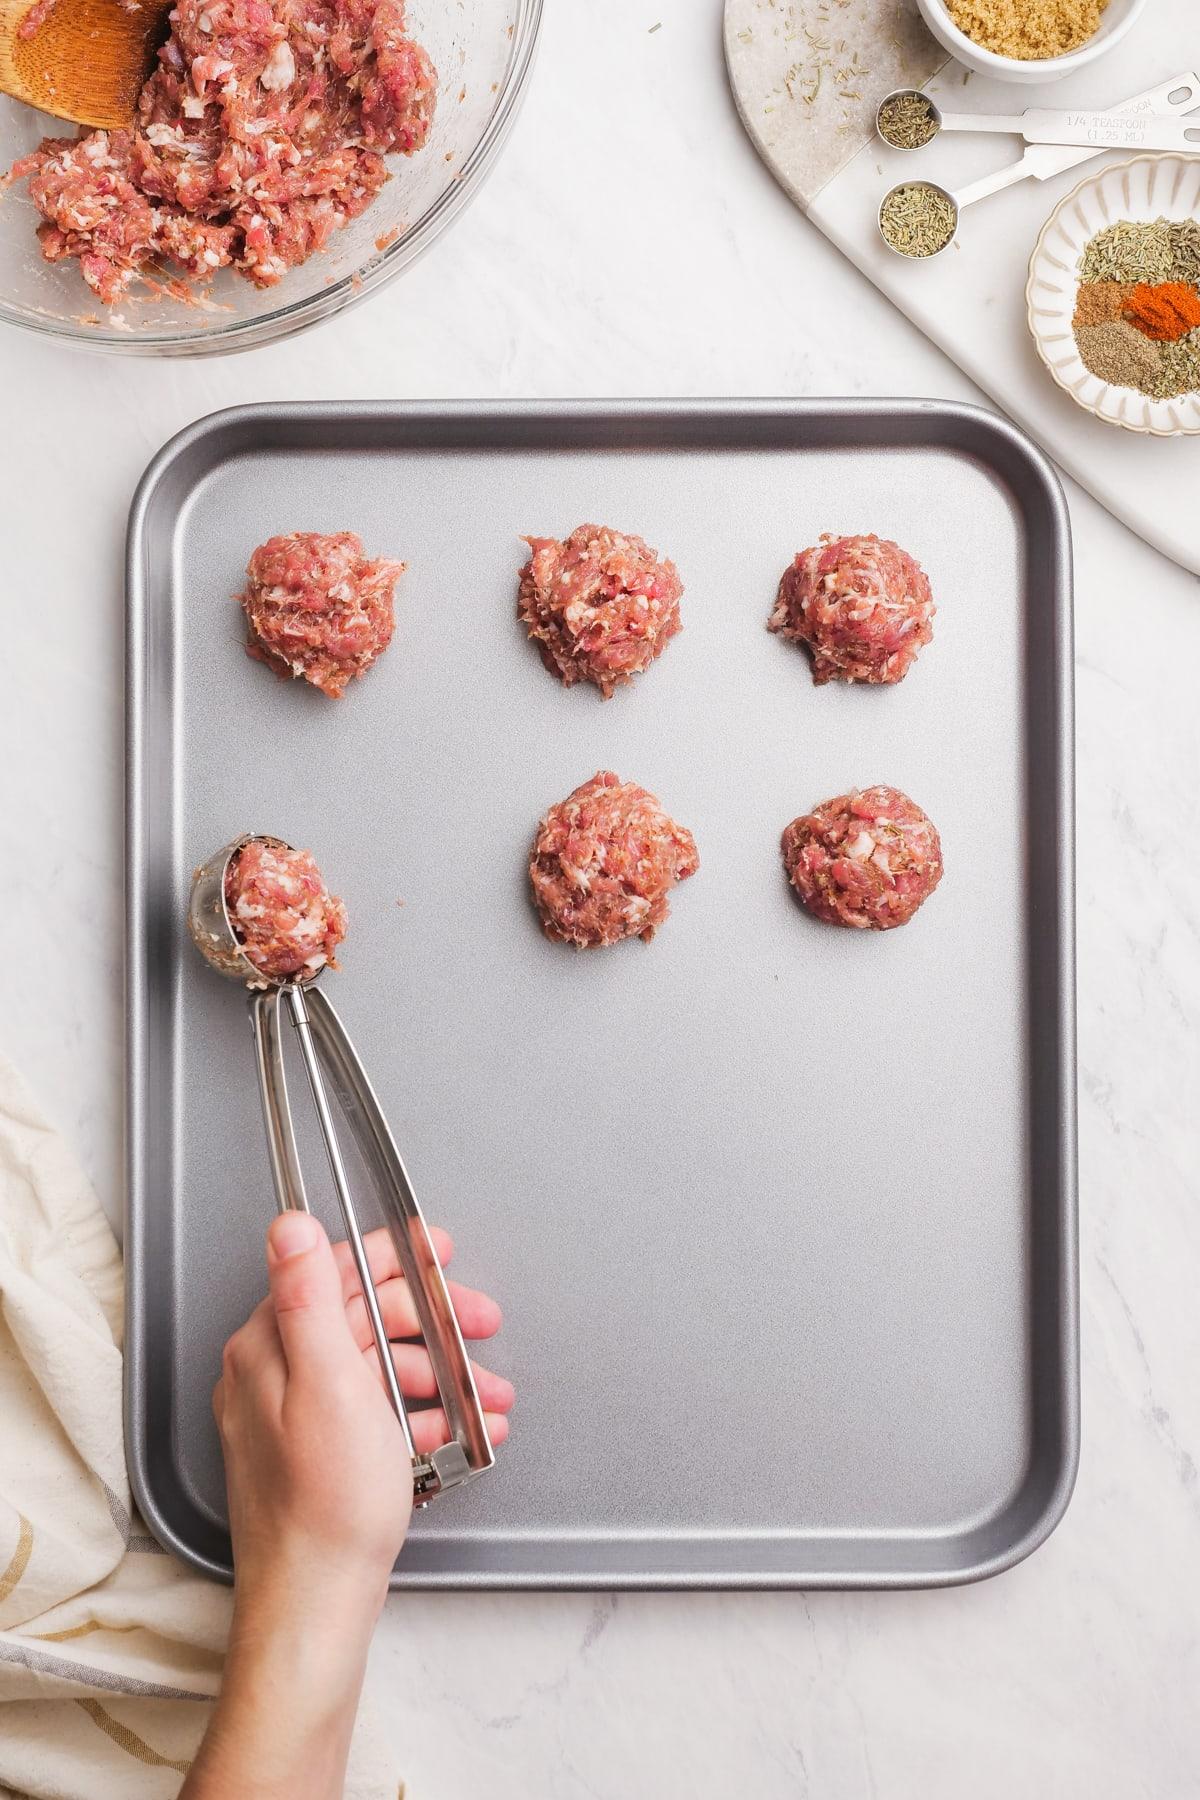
[0,0,541,354]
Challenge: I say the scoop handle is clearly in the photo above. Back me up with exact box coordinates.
[249,990,309,1217]
[250,985,418,1461]
[298,985,494,1498]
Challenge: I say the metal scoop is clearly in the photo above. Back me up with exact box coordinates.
[189,833,494,1505]
[876,71,1200,261]
[876,87,1200,155]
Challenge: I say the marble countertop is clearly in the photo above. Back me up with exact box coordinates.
[1,2,1197,1792]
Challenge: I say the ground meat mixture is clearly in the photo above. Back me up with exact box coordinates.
[8,0,436,303]
[769,533,934,686]
[225,837,347,980]
[238,530,403,697]
[518,525,683,698]
[529,771,699,948]
[781,786,943,931]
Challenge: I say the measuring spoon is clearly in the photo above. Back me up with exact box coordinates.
[878,86,1200,155]
[877,71,1200,261]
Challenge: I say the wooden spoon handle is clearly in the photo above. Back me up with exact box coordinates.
[0,0,172,131]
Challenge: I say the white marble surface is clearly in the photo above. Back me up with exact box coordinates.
[1,2,1198,1793]
[729,3,1200,570]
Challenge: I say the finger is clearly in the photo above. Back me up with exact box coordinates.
[365,1341,515,1411]
[232,1295,283,1360]
[409,1408,510,1455]
[212,1375,225,1430]
[331,1225,454,1303]
[266,1211,359,1381]
[217,1295,285,1396]
[348,1275,502,1348]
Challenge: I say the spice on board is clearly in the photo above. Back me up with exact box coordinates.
[878,184,955,258]
[877,92,938,150]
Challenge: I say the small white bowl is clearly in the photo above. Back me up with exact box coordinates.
[1026,153,1200,437]
[915,0,1145,85]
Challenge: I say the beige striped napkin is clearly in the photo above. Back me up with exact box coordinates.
[0,1054,400,1799]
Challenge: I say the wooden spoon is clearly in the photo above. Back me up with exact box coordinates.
[0,0,173,131]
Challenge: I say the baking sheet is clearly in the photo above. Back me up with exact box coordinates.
[125,399,1078,1588]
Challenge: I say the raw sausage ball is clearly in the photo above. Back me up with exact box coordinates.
[225,838,347,981]
[781,786,943,930]
[518,524,683,697]
[530,771,699,948]
[769,533,934,685]
[238,531,404,699]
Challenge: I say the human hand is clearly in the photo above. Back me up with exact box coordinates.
[183,1211,511,1800]
[214,1207,513,1612]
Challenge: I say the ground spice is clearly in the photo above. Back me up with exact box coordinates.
[944,0,1106,59]
[1074,320,1166,392]
[878,92,938,149]
[1072,281,1134,327]
[878,184,956,257]
[1123,281,1200,342]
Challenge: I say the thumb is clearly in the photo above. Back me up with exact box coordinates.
[266,1211,356,1379]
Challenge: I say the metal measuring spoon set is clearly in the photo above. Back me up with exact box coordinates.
[189,832,494,1505]
[874,70,1200,261]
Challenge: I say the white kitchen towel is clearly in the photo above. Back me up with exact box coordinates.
[0,1053,401,1800]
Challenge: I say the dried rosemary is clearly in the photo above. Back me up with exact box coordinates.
[879,184,955,258]
[1079,218,1200,287]
[878,92,938,150]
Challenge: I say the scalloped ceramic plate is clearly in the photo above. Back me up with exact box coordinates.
[1026,153,1200,437]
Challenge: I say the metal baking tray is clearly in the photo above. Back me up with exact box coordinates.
[126,399,1078,1589]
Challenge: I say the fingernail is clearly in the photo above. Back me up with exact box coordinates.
[268,1211,321,1262]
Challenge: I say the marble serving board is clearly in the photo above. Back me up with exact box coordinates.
[725,0,1200,576]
